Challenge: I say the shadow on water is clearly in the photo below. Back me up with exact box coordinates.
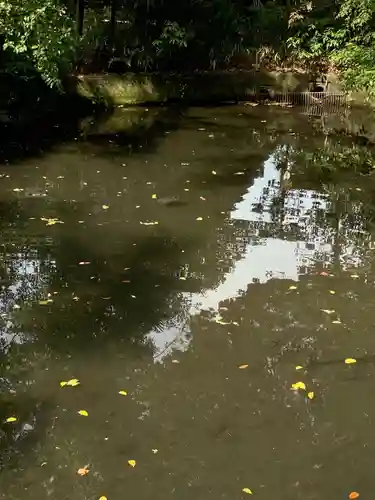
[2,105,375,498]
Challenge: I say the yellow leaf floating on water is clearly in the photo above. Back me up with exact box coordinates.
[77,466,89,476]
[196,217,203,221]
[41,217,64,226]
[5,417,17,423]
[212,170,217,175]
[128,459,136,468]
[102,205,109,210]
[238,364,249,369]
[329,290,336,294]
[151,194,157,199]
[242,488,253,495]
[295,365,303,370]
[118,391,128,396]
[60,378,80,387]
[345,358,357,364]
[67,379,80,386]
[332,320,342,324]
[307,391,314,400]
[291,381,306,391]
[322,309,335,315]
[78,410,89,417]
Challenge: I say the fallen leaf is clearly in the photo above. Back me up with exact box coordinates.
[118,391,128,396]
[151,194,157,199]
[78,410,89,417]
[152,449,158,454]
[61,378,80,387]
[291,381,306,391]
[196,217,203,221]
[238,364,249,369]
[212,170,217,175]
[140,221,159,226]
[77,466,89,476]
[242,488,253,495]
[5,417,17,423]
[295,365,303,370]
[307,391,314,400]
[349,492,360,499]
[345,358,357,364]
[289,285,297,290]
[128,459,136,468]
[321,309,335,315]
[329,290,336,294]
[200,196,206,201]
[102,205,109,210]
[41,217,64,226]
[332,320,342,324]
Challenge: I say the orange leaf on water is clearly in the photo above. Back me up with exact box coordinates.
[77,466,89,476]
[349,492,360,499]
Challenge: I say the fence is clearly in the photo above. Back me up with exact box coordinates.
[271,92,348,115]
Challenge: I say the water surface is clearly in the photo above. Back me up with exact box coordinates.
[0,105,375,499]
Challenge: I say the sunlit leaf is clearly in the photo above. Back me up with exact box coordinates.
[329,290,336,294]
[77,466,89,476]
[65,378,80,387]
[289,285,297,290]
[291,381,306,390]
[102,205,109,210]
[242,488,253,495]
[345,358,357,364]
[321,309,335,314]
[128,459,136,467]
[295,365,303,370]
[60,381,67,387]
[332,320,342,324]
[78,410,89,417]
[5,417,17,423]
[152,449,158,454]
[238,364,249,369]
[118,391,128,396]
[140,221,159,226]
[196,217,203,221]
[212,170,217,175]
[349,492,360,499]
[151,194,157,199]
[307,391,314,400]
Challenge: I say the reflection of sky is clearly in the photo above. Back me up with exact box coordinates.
[151,152,369,360]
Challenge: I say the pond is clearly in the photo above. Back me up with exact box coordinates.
[0,104,375,499]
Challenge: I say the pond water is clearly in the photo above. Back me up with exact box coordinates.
[0,104,375,499]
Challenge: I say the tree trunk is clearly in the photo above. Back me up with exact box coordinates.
[76,0,85,36]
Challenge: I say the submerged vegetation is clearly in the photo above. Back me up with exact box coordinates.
[0,0,375,96]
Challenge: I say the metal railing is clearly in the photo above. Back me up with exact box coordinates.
[271,92,348,115]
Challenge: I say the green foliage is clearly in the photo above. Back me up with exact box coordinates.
[0,0,77,88]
